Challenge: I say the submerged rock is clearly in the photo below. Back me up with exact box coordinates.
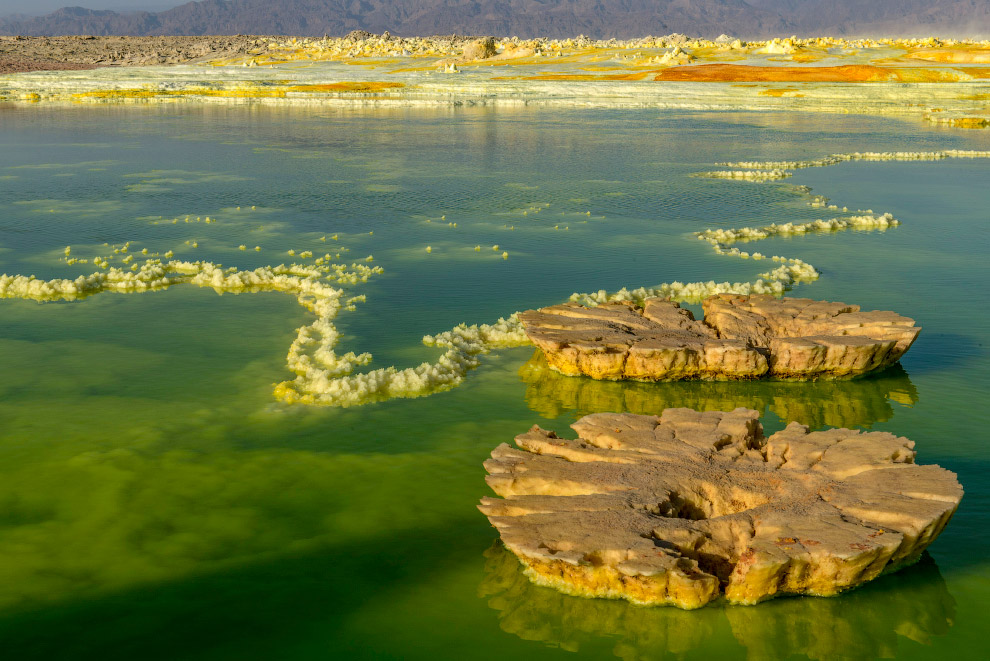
[479,408,962,609]
[519,294,919,381]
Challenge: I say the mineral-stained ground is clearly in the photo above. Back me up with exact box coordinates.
[0,34,987,129]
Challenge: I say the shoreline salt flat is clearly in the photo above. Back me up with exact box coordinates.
[0,33,987,127]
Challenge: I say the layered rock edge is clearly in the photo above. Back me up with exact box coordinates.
[519,294,920,381]
[479,408,962,609]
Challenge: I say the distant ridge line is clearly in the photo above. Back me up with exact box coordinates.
[1,0,988,40]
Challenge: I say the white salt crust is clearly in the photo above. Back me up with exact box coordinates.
[721,149,990,170]
[0,257,529,407]
[695,169,792,182]
[2,150,986,406]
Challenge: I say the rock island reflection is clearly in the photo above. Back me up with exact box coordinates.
[519,352,918,430]
[480,544,954,660]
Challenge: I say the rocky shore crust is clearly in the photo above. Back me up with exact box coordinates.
[0,32,488,74]
[479,408,962,608]
[0,34,291,73]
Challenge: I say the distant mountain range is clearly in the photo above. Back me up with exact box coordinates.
[2,0,988,38]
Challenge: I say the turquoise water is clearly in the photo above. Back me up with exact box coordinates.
[0,105,988,659]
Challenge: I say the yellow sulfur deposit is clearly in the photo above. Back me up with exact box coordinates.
[2,35,987,132]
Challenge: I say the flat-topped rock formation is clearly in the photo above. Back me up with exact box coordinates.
[704,294,920,377]
[518,294,919,381]
[479,408,962,609]
[519,298,766,381]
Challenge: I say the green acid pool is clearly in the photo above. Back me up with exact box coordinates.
[0,104,988,660]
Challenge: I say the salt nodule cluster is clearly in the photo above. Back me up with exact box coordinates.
[206,34,990,66]
[4,35,989,129]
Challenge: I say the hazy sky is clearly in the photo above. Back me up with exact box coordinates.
[0,0,180,16]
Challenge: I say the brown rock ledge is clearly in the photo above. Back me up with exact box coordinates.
[479,408,962,609]
[518,294,919,381]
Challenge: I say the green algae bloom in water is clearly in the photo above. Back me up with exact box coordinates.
[0,105,988,659]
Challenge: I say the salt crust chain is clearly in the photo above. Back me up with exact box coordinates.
[2,150,987,406]
[721,149,990,170]
[695,169,792,182]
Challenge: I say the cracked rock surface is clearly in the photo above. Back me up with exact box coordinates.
[479,408,961,609]
[519,294,919,381]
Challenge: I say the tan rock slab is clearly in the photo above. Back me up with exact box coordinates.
[704,294,920,378]
[518,294,919,381]
[518,298,766,381]
[479,408,961,609]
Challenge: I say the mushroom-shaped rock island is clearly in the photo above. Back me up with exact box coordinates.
[518,294,920,381]
[479,408,961,609]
